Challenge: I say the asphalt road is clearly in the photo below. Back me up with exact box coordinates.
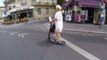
[0,21,107,60]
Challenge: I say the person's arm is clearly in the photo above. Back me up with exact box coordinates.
[54,12,59,21]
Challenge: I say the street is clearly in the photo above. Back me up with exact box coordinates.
[0,21,107,60]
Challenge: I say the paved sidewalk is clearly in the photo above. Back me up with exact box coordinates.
[63,22,107,34]
[1,19,107,34]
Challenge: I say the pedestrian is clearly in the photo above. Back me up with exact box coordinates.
[99,13,104,29]
[52,5,64,43]
[100,13,104,23]
[66,13,69,22]
[68,12,72,22]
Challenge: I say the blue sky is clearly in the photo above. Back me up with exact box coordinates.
[0,0,4,6]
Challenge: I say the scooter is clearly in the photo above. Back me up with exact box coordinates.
[47,17,65,45]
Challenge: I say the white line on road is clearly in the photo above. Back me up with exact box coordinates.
[18,34,25,38]
[21,34,25,38]
[18,34,21,37]
[22,33,29,35]
[10,32,17,35]
[61,37,101,60]
[104,38,107,40]
[10,33,14,35]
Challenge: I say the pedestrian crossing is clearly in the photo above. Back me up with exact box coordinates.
[0,30,29,38]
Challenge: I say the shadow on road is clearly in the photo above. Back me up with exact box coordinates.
[36,39,54,47]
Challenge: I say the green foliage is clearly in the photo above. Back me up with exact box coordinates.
[57,0,64,6]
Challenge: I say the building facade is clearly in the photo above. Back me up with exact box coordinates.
[4,0,34,20]
[104,0,107,24]
[0,6,5,19]
[63,0,106,24]
[4,0,57,20]
[32,0,57,20]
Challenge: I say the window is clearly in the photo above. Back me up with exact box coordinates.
[45,0,48,2]
[36,0,40,2]
[37,8,41,15]
[46,8,49,14]
[52,0,55,5]
[45,0,48,5]
[21,0,27,5]
[36,0,41,4]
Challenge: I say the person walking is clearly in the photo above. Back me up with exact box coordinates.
[99,13,104,29]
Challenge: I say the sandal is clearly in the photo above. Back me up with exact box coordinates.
[52,39,65,45]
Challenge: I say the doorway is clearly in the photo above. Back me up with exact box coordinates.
[86,8,94,23]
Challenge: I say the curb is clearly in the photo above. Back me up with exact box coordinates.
[63,29,107,35]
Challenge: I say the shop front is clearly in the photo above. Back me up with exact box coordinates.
[2,6,34,24]
[63,0,104,24]
[104,0,107,24]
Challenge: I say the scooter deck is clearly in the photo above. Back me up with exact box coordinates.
[48,38,66,45]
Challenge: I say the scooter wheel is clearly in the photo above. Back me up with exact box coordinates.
[60,41,66,45]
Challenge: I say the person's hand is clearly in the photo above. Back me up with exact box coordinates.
[49,16,52,22]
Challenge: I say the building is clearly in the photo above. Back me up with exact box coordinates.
[0,6,5,19]
[104,0,107,24]
[32,0,57,20]
[4,0,34,20]
[4,0,57,20]
[63,0,106,24]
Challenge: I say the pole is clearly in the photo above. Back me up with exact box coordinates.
[74,0,77,23]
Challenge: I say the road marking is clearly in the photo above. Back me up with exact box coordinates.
[104,38,107,40]
[22,33,29,35]
[10,32,17,35]
[18,34,25,38]
[18,34,21,37]
[21,34,25,38]
[10,33,14,35]
[61,37,101,60]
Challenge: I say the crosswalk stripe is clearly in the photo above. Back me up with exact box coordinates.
[61,37,101,60]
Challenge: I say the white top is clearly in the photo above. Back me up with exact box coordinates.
[101,14,104,17]
[54,11,63,32]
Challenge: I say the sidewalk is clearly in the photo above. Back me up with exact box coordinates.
[1,18,107,35]
[63,22,107,34]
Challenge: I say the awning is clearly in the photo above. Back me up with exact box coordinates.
[63,0,74,8]
[78,0,101,8]
[20,6,34,10]
[9,6,34,13]
[2,11,10,17]
[104,0,107,3]
[9,7,21,13]
[63,0,101,8]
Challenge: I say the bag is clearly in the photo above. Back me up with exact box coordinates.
[50,24,55,33]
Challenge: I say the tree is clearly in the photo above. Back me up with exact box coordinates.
[57,0,64,6]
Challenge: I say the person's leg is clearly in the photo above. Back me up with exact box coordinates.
[55,31,61,41]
